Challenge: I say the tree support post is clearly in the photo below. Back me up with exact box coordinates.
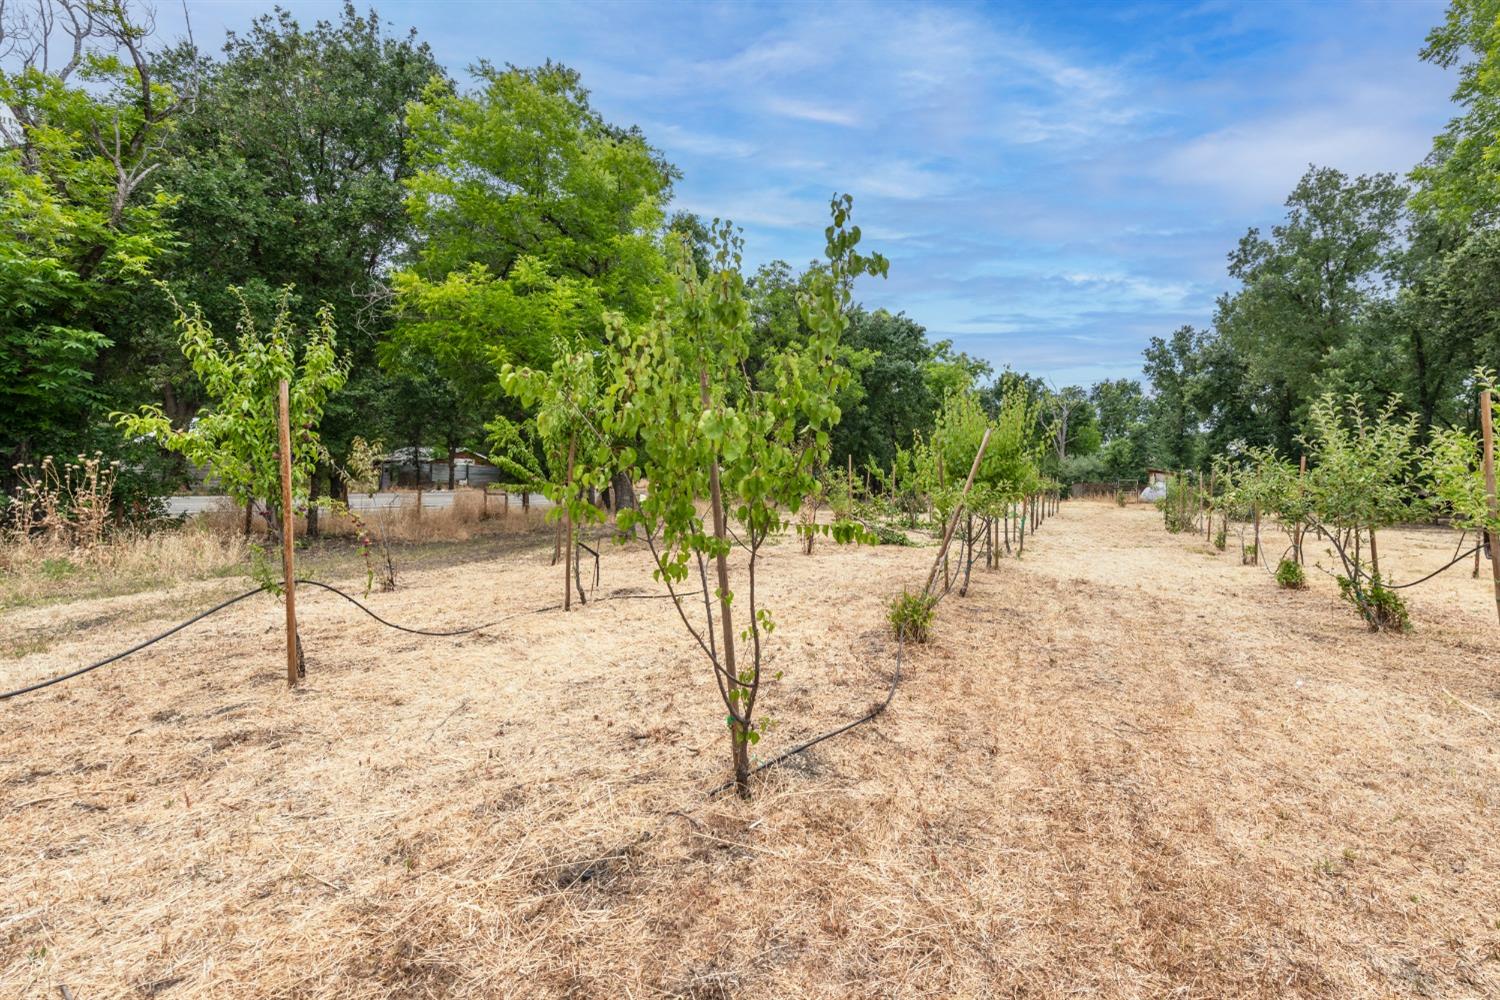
[1481,388,1500,625]
[278,380,299,688]
[924,428,991,596]
[563,434,576,611]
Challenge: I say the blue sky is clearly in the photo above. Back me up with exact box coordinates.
[161,0,1457,387]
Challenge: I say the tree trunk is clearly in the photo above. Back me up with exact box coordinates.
[611,469,636,539]
[307,469,322,539]
[243,499,254,539]
[700,368,749,797]
[1368,527,1379,577]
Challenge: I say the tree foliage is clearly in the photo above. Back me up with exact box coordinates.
[607,196,886,796]
[115,289,347,523]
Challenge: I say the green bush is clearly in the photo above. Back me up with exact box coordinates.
[1274,558,1305,589]
[1337,573,1410,633]
[1242,543,1258,565]
[1213,524,1227,551]
[887,588,937,643]
[1159,475,1201,533]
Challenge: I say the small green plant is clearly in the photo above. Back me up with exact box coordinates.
[1214,523,1226,551]
[1242,543,1258,565]
[887,588,937,643]
[40,557,77,580]
[1114,490,1127,507]
[1337,573,1410,633]
[1274,558,1305,590]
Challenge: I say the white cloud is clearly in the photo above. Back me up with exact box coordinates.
[1157,113,1432,205]
[650,122,758,160]
[764,97,861,128]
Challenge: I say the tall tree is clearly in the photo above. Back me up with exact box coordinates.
[154,2,444,468]
[0,0,181,475]
[1215,166,1406,451]
[1090,378,1147,442]
[392,62,673,379]
[830,308,943,473]
[1141,325,1205,469]
[1413,0,1500,226]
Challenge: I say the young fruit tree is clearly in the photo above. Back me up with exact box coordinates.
[498,341,618,609]
[1299,394,1423,629]
[115,288,348,562]
[607,195,886,798]
[1421,373,1500,618]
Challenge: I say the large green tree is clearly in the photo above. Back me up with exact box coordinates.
[0,0,179,475]
[154,3,444,487]
[1213,166,1406,452]
[830,308,944,474]
[391,62,673,381]
[1413,0,1500,226]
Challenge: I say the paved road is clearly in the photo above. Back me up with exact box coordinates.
[164,491,552,516]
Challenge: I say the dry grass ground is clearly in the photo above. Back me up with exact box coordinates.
[2,501,1497,998]
[0,493,549,611]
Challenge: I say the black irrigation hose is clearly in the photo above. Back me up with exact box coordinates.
[2,573,709,702]
[0,586,271,701]
[1243,520,1484,591]
[707,630,907,799]
[1349,545,1482,590]
[701,496,1024,796]
[293,579,558,636]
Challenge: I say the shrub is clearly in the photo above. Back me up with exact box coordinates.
[1114,491,1127,507]
[887,588,937,643]
[1337,573,1410,633]
[1242,543,1258,565]
[1214,524,1227,551]
[1274,558,1305,590]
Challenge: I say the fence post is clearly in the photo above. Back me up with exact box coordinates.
[1480,388,1500,625]
[278,379,299,688]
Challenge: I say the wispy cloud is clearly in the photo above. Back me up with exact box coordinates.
[763,97,861,128]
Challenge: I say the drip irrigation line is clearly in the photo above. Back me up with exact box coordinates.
[293,579,558,636]
[1246,518,1484,591]
[3,574,708,703]
[1348,545,1482,590]
[706,630,906,798]
[0,586,270,701]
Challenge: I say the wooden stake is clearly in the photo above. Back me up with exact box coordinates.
[277,380,298,688]
[1252,504,1261,566]
[924,429,991,596]
[1297,454,1307,565]
[564,435,576,611]
[1205,471,1214,542]
[1480,388,1500,625]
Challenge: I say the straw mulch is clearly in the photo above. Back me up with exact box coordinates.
[2,503,1497,998]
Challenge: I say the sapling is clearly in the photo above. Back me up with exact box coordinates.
[116,287,347,579]
[607,195,886,797]
[500,342,618,609]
